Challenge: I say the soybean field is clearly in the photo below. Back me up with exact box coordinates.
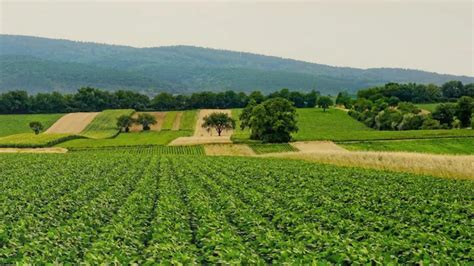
[1,153,472,264]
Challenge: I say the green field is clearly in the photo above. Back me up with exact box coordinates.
[231,108,252,141]
[58,131,191,148]
[69,145,204,155]
[342,138,474,155]
[0,133,79,148]
[1,153,471,263]
[232,108,474,142]
[180,110,198,131]
[81,109,134,138]
[161,111,178,130]
[416,103,441,112]
[0,113,63,137]
[249,143,298,154]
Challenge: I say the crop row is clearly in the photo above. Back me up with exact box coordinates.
[249,143,298,154]
[69,145,205,155]
[0,153,472,263]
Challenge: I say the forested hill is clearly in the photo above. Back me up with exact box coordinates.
[1,34,473,95]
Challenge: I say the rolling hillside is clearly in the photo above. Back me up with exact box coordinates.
[1,34,473,94]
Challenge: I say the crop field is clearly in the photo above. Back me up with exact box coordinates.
[232,108,474,142]
[58,131,192,148]
[0,114,63,137]
[342,138,474,155]
[69,145,204,155]
[231,108,251,141]
[1,153,472,264]
[0,133,80,148]
[81,109,134,138]
[180,110,198,131]
[161,111,179,130]
[249,143,298,154]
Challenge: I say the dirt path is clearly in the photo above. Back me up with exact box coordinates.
[45,112,99,134]
[172,112,183,131]
[0,147,68,153]
[290,141,348,153]
[130,112,166,132]
[169,109,233,145]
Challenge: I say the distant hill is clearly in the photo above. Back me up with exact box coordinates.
[1,34,472,95]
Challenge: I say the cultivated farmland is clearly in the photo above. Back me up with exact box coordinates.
[58,131,193,148]
[342,138,474,155]
[0,133,80,148]
[0,113,63,137]
[0,153,472,263]
[81,109,134,138]
[232,108,474,142]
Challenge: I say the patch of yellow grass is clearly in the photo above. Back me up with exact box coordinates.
[0,147,68,153]
[264,150,474,180]
[204,144,256,156]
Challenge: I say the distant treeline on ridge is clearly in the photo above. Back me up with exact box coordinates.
[0,80,471,114]
[0,88,319,114]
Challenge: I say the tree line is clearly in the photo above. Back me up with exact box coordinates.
[348,96,473,131]
[356,81,473,103]
[0,87,319,114]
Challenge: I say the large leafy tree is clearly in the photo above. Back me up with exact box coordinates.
[241,97,298,143]
[432,103,457,128]
[135,113,157,131]
[456,96,473,128]
[116,115,135,132]
[317,96,333,111]
[201,112,236,136]
[441,80,464,99]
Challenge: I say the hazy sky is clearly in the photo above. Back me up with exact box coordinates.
[1,0,473,76]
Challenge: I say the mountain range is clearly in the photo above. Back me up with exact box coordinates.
[1,34,472,95]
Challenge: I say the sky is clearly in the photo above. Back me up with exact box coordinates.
[1,0,473,76]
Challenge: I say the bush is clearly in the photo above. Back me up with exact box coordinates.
[421,118,441,130]
[397,114,425,130]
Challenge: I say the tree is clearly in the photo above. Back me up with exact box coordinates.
[239,99,257,130]
[116,115,134,132]
[135,113,157,131]
[201,112,235,136]
[456,96,473,128]
[335,92,352,108]
[248,91,265,104]
[304,90,319,108]
[441,81,463,99]
[387,96,400,107]
[432,103,457,128]
[29,121,44,135]
[151,92,178,111]
[241,97,298,143]
[317,96,333,111]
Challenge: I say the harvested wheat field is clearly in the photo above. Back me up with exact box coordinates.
[169,109,233,145]
[130,112,166,132]
[265,150,474,180]
[204,144,256,156]
[45,112,99,134]
[0,147,67,153]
